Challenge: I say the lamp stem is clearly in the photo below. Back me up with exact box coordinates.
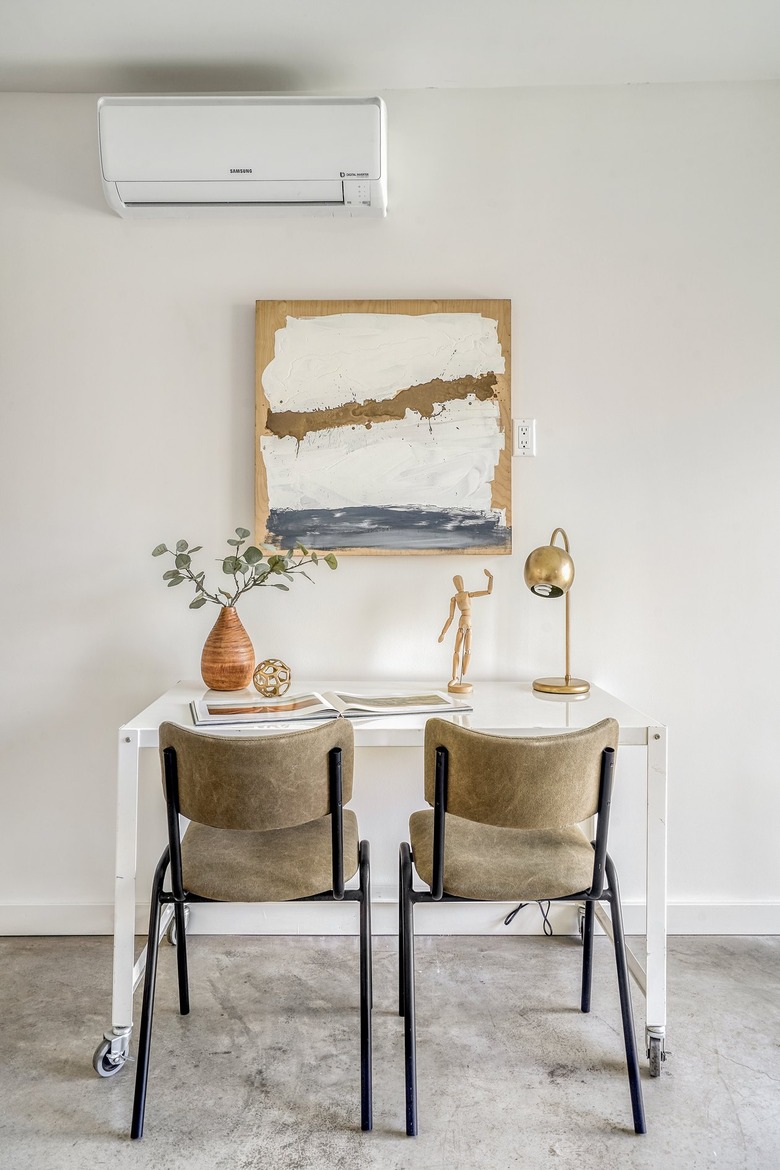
[550,527,570,553]
[564,589,571,685]
[554,527,572,683]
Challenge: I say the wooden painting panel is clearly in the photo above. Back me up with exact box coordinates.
[255,299,511,555]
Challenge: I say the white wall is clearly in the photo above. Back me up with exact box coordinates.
[1,84,778,932]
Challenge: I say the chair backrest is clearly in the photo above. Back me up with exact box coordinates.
[424,717,619,829]
[158,718,355,831]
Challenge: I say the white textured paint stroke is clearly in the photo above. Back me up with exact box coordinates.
[260,398,504,512]
[261,313,505,413]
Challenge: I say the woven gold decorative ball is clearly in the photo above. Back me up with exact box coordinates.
[252,658,292,697]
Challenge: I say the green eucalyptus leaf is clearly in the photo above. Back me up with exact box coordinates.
[311,552,319,564]
[162,570,178,580]
[176,540,188,552]
[188,545,203,554]
[296,541,310,555]
[272,583,290,590]
[219,589,233,600]
[223,556,240,574]
[189,596,208,609]
[168,576,185,587]
[151,544,167,556]
[325,554,338,569]
[175,553,191,569]
[243,545,263,565]
[235,527,251,539]
[227,538,241,546]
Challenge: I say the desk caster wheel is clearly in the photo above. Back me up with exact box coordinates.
[166,905,190,946]
[648,1034,665,1078]
[93,1035,128,1078]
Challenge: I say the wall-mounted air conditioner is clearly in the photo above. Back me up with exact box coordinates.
[97,95,387,218]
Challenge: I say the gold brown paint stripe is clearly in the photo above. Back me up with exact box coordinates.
[265,373,500,442]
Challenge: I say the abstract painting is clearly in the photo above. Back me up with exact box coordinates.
[255,300,511,555]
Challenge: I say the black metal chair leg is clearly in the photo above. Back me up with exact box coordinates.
[174,901,190,1016]
[364,845,373,1014]
[131,849,170,1140]
[400,842,418,1136]
[605,854,647,1135]
[398,846,406,1017]
[358,840,373,1131]
[581,898,595,1013]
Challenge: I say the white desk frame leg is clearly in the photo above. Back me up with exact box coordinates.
[94,728,176,1076]
[593,726,668,1074]
[100,728,141,1069]
[644,726,668,1067]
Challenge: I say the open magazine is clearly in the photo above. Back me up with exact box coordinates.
[190,690,472,727]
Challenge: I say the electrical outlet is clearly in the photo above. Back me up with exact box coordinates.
[514,418,536,457]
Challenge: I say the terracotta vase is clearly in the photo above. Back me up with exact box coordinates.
[200,606,255,691]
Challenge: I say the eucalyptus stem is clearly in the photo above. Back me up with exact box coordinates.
[152,529,337,611]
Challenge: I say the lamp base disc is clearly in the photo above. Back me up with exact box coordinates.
[533,677,590,696]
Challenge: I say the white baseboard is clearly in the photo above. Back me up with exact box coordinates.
[1,899,778,936]
[665,902,780,935]
[0,904,116,936]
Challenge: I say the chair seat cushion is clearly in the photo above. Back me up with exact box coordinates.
[181,811,359,902]
[409,810,595,901]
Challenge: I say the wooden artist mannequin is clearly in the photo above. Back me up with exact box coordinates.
[438,569,493,694]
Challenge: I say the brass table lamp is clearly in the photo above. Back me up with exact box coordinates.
[524,527,589,695]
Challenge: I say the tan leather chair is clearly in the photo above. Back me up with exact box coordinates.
[131,718,372,1138]
[399,716,645,1136]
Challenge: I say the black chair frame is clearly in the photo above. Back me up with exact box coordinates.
[131,743,372,1139]
[398,743,646,1137]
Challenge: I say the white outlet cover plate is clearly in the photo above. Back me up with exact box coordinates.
[514,418,536,457]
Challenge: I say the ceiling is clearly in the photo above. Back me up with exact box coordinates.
[2,0,779,93]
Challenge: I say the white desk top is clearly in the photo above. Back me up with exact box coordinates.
[123,680,661,749]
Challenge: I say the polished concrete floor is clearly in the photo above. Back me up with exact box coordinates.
[0,933,778,1169]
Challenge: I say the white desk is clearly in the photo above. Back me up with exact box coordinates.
[99,679,667,1078]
